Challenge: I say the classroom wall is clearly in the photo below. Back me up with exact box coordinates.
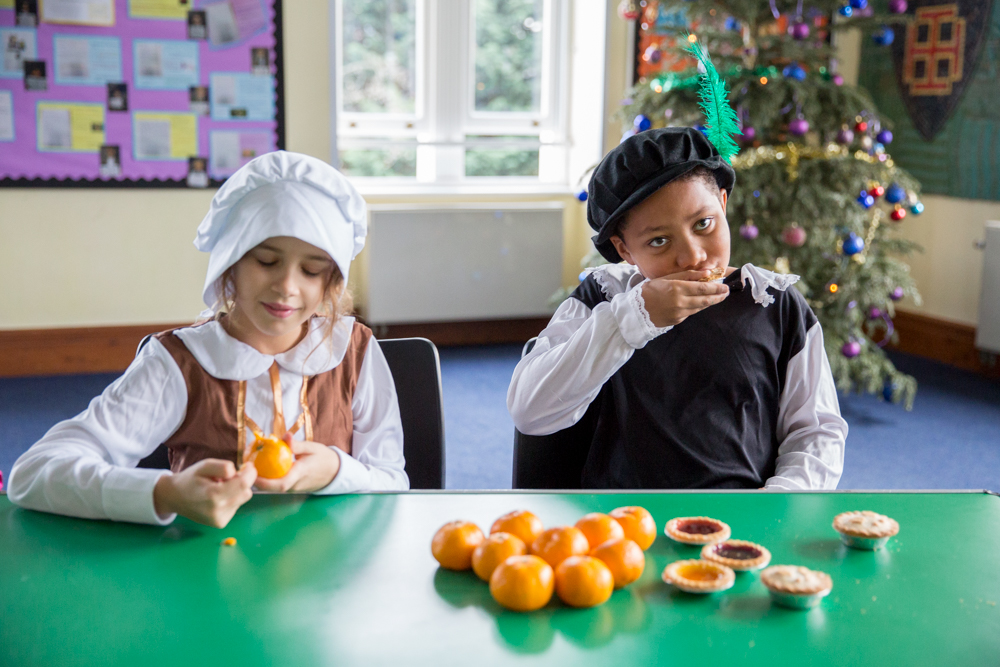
[0,0,591,330]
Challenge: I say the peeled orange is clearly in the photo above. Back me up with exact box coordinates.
[490,555,554,612]
[590,538,645,589]
[531,526,590,569]
[250,436,294,479]
[555,555,614,608]
[491,509,544,546]
[609,506,657,550]
[431,521,485,570]
[575,512,625,550]
[472,532,527,582]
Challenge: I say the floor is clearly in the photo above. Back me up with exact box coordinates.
[1,347,998,492]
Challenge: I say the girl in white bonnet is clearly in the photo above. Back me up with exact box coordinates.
[9,152,408,529]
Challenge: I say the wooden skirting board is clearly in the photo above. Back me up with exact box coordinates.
[0,312,995,379]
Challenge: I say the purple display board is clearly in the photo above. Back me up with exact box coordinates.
[0,0,283,187]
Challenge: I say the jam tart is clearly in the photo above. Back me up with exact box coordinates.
[760,565,833,609]
[662,559,735,594]
[833,511,899,550]
[664,516,731,545]
[700,539,771,571]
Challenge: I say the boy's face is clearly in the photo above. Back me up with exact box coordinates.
[610,177,730,280]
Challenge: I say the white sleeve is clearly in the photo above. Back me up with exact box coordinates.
[7,338,188,525]
[315,338,409,493]
[765,324,848,490]
[507,283,672,436]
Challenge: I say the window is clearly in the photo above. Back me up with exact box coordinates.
[333,0,571,187]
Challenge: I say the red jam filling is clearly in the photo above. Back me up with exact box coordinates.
[713,543,761,560]
[677,519,723,535]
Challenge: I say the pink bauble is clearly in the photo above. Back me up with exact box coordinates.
[789,118,810,136]
[842,341,862,358]
[888,0,907,12]
[782,225,807,247]
[791,22,810,39]
[832,74,844,86]
[740,223,759,240]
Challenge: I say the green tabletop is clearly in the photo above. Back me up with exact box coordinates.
[2,491,999,666]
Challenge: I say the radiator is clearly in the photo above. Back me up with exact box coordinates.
[365,203,565,324]
[976,220,1000,354]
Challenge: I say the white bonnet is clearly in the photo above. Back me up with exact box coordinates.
[194,151,366,309]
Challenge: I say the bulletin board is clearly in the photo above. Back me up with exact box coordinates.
[0,0,284,188]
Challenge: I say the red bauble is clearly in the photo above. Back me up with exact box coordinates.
[855,121,868,132]
[782,225,808,247]
[868,185,885,198]
[891,207,907,221]
[617,0,640,20]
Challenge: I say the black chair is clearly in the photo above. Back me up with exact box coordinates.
[135,334,446,490]
[512,338,595,489]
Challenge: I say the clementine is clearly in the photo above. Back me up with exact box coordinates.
[575,512,625,550]
[590,538,645,589]
[489,555,554,612]
[250,436,294,479]
[431,521,485,570]
[531,526,590,568]
[491,509,544,546]
[554,555,614,608]
[609,506,657,550]
[472,532,527,581]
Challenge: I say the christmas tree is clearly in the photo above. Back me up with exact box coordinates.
[574,0,925,408]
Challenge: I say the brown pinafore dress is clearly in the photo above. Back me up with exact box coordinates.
[154,320,372,473]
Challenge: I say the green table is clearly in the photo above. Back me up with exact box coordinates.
[3,491,999,666]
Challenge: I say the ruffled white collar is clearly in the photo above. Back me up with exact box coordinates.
[585,263,799,308]
[174,316,355,381]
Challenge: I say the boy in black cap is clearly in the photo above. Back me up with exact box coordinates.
[507,127,846,490]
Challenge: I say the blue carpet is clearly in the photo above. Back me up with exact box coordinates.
[1,348,998,492]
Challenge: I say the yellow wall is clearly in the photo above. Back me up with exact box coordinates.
[0,0,588,330]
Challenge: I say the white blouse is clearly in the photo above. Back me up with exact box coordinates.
[8,317,408,525]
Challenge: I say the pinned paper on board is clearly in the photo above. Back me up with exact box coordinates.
[133,111,197,160]
[53,35,123,86]
[2,28,36,78]
[209,129,269,177]
[133,39,198,89]
[0,90,13,141]
[40,0,115,26]
[36,102,104,152]
[210,72,273,120]
[128,0,189,20]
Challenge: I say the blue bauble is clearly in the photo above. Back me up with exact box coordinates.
[877,129,893,144]
[839,4,853,15]
[782,64,807,81]
[885,183,906,203]
[883,382,897,402]
[910,201,924,215]
[849,0,867,9]
[620,128,637,143]
[724,16,741,30]
[842,232,865,256]
[857,191,875,208]
[575,188,588,202]
[578,271,587,282]
[695,124,708,136]
[633,114,651,131]
[873,26,895,45]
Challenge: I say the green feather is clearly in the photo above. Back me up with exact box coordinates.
[685,39,742,163]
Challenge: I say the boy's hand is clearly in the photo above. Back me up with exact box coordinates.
[640,268,730,328]
[251,434,341,493]
[153,458,256,528]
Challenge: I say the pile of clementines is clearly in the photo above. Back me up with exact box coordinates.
[431,506,656,612]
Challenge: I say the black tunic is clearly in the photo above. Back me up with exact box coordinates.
[569,270,818,489]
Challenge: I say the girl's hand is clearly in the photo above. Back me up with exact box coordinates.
[252,433,341,493]
[640,268,730,328]
[153,458,257,528]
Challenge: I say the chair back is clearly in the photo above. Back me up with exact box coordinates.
[511,338,594,489]
[137,334,447,490]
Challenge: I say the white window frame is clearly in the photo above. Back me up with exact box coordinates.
[331,0,577,191]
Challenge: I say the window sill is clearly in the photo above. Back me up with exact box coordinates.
[353,181,578,199]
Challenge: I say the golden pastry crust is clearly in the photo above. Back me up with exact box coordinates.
[699,267,726,282]
[664,516,732,545]
[833,511,900,538]
[760,565,833,596]
[662,559,735,593]
[700,539,772,571]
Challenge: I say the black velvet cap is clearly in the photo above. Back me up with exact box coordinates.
[587,127,737,263]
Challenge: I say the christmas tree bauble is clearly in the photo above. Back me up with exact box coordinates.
[885,183,906,203]
[620,128,637,143]
[857,191,875,208]
[633,114,651,131]
[889,0,907,11]
[742,127,757,142]
[876,129,893,144]
[782,225,807,247]
[890,287,905,301]
[842,233,865,255]
[842,341,862,358]
[891,206,907,221]
[855,120,868,132]
[575,189,588,202]
[869,184,885,198]
[850,0,867,8]
[740,223,759,240]
[839,5,853,16]
[873,27,895,45]
[910,201,925,215]
[836,128,855,144]
[789,118,810,135]
[833,74,845,86]
[617,0,640,20]
[782,64,807,81]
[883,381,897,401]
[791,22,810,39]
[869,307,883,319]
[860,136,874,150]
